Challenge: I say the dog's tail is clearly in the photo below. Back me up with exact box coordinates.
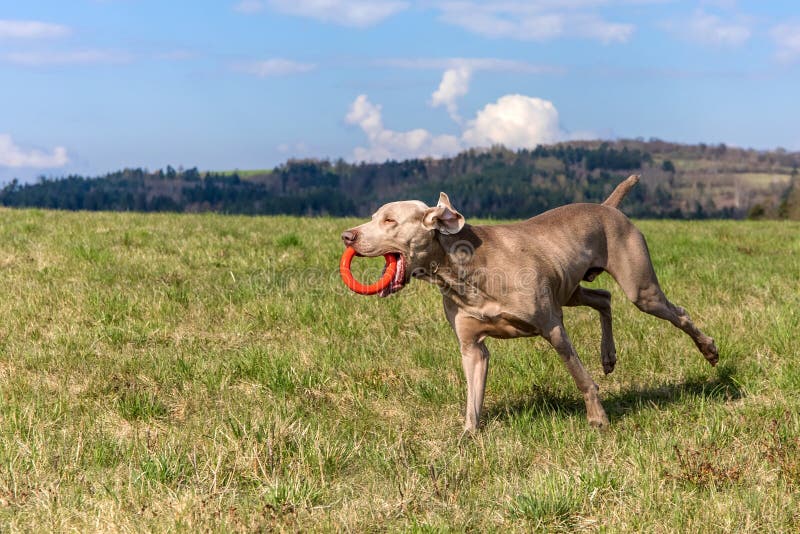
[602,174,640,209]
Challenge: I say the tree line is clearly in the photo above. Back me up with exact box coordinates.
[2,143,796,219]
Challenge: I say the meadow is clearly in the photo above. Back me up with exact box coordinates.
[0,208,799,532]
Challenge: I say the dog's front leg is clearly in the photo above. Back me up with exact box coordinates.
[460,339,490,432]
[443,297,491,432]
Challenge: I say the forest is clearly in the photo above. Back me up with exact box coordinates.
[2,140,798,219]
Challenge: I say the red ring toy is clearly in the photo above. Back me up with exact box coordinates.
[339,246,398,295]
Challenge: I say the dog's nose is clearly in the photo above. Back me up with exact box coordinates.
[341,230,358,246]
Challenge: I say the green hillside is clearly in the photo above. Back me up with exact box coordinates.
[2,140,799,219]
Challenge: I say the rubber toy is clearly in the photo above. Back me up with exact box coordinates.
[339,246,397,295]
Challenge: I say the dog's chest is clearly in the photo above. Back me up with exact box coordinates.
[449,299,541,340]
[478,314,539,340]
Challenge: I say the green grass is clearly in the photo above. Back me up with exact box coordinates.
[1,208,799,531]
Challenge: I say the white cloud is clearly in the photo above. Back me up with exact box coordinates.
[232,58,316,77]
[771,23,800,62]
[0,19,70,39]
[344,58,601,162]
[570,13,635,43]
[2,49,132,66]
[346,95,462,162]
[436,2,633,43]
[243,0,409,27]
[347,96,384,136]
[462,95,563,149]
[666,9,751,47]
[425,59,566,124]
[430,66,472,123]
[439,6,562,41]
[346,92,582,162]
[234,0,266,14]
[0,134,69,168]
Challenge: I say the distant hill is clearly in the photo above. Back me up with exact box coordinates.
[2,140,798,219]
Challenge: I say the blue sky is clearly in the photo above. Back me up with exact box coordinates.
[1,0,800,182]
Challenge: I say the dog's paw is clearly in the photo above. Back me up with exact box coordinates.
[459,425,479,444]
[700,338,719,366]
[585,398,610,429]
[588,413,610,429]
[602,350,617,375]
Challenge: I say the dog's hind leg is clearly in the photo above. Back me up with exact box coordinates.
[566,286,617,374]
[543,320,609,428]
[631,284,718,365]
[608,231,719,366]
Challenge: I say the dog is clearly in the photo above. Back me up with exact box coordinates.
[341,175,718,431]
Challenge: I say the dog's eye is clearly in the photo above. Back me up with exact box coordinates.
[383,218,396,225]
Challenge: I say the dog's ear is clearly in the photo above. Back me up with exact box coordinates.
[437,192,455,211]
[422,192,465,234]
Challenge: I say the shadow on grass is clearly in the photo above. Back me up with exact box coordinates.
[486,362,744,424]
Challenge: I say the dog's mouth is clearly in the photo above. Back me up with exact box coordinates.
[378,253,407,298]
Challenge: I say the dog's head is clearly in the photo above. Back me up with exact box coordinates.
[341,192,465,296]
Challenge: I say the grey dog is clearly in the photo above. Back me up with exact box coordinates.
[341,175,719,431]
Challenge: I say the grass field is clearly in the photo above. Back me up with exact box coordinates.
[1,208,799,532]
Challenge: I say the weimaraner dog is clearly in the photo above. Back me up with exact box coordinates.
[341,176,718,431]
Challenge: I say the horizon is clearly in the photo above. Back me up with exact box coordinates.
[4,136,799,184]
[2,1,800,183]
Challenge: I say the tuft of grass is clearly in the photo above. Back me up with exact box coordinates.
[116,389,169,421]
[80,434,124,469]
[264,476,323,514]
[509,492,581,530]
[275,232,302,248]
[139,451,193,485]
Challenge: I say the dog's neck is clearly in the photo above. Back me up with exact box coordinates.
[415,225,492,307]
